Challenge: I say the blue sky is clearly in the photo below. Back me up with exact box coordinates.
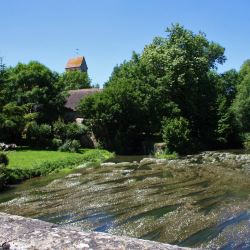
[1,0,250,85]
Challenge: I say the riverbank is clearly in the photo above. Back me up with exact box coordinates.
[103,150,250,171]
[3,148,114,186]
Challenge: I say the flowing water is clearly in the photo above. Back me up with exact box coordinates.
[0,153,249,249]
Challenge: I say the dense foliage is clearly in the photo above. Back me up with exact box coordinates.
[232,60,250,150]
[78,24,242,154]
[0,60,91,150]
[25,120,88,151]
[0,152,9,166]
[162,117,190,154]
[58,70,91,90]
[1,24,250,155]
[0,153,8,188]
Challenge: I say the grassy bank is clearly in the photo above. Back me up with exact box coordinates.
[4,148,113,184]
[154,152,178,160]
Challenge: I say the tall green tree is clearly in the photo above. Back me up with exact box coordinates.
[0,61,67,143]
[215,70,239,145]
[79,24,227,153]
[0,57,8,108]
[140,24,226,149]
[58,70,91,91]
[0,103,29,143]
[4,61,66,123]
[232,61,250,132]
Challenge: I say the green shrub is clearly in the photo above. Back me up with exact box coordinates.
[36,157,83,175]
[65,123,88,140]
[5,168,40,184]
[53,120,88,142]
[0,152,9,166]
[53,120,67,141]
[26,122,52,147]
[59,140,81,153]
[162,117,190,154]
[242,133,250,151]
[39,124,52,137]
[25,120,89,149]
[244,141,250,151]
[0,153,9,189]
[52,138,63,149]
[26,122,38,139]
[154,143,178,159]
[0,164,7,189]
[155,150,178,159]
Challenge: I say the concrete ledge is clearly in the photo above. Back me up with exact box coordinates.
[0,212,191,250]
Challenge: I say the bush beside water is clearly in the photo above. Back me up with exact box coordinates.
[243,133,250,151]
[26,120,89,151]
[0,153,9,188]
[0,153,9,166]
[59,140,81,153]
[162,117,190,155]
[155,151,178,160]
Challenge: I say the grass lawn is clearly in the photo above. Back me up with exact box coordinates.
[3,148,113,184]
[7,148,112,170]
[8,149,112,169]
[7,150,85,169]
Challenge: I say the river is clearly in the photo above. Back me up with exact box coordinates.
[0,152,249,249]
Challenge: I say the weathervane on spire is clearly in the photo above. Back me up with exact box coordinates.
[75,48,79,56]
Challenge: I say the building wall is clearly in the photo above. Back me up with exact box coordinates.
[66,67,81,72]
[66,65,87,73]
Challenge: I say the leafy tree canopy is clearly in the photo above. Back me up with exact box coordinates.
[3,61,66,123]
[78,24,229,153]
[58,70,91,91]
[232,61,250,132]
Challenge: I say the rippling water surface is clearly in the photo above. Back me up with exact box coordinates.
[0,155,249,249]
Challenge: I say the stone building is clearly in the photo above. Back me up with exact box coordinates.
[64,88,102,122]
[65,56,88,72]
[64,88,102,148]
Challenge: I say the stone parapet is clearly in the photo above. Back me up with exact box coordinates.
[0,213,192,250]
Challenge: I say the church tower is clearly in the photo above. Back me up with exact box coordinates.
[65,56,88,72]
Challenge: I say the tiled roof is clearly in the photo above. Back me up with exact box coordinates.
[65,56,85,69]
[65,88,102,111]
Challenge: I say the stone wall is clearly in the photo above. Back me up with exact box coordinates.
[0,213,191,250]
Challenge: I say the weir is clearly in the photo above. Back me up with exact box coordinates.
[0,213,190,250]
[0,152,249,249]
